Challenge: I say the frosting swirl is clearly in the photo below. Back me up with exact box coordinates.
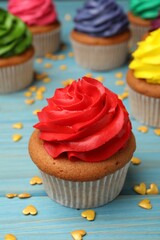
[74,0,129,37]
[130,0,160,19]
[0,9,32,57]
[129,29,160,84]
[8,0,57,26]
[34,77,132,162]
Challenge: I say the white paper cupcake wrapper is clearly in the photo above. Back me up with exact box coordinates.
[40,162,130,209]
[0,57,34,94]
[128,86,160,127]
[129,24,150,52]
[71,38,129,71]
[33,27,61,57]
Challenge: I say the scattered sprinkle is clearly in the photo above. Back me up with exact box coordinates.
[25,99,35,105]
[118,91,129,100]
[60,65,67,70]
[28,86,37,92]
[12,134,22,142]
[24,91,32,97]
[138,199,152,210]
[44,63,52,68]
[58,54,66,60]
[96,76,104,82]
[33,109,41,115]
[64,14,72,21]
[4,233,17,240]
[35,93,44,101]
[37,86,46,93]
[137,125,148,133]
[62,79,74,87]
[12,122,23,129]
[115,72,123,78]
[147,183,159,195]
[71,230,86,240]
[18,193,31,199]
[154,128,160,136]
[81,210,96,221]
[115,80,125,86]
[68,52,74,57]
[6,193,17,199]
[85,73,93,77]
[36,58,43,63]
[23,205,38,215]
[43,77,51,83]
[134,182,147,195]
[30,176,43,185]
[131,157,141,165]
[35,72,48,80]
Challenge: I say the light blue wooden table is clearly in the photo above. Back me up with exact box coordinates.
[0,1,160,239]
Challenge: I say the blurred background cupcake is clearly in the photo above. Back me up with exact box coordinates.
[0,9,34,94]
[8,0,61,57]
[70,0,130,71]
[126,29,160,127]
[128,0,160,51]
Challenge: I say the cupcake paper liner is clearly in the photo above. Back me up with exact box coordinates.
[71,38,129,71]
[128,86,160,127]
[0,57,34,94]
[40,162,130,209]
[33,27,61,57]
[129,23,150,52]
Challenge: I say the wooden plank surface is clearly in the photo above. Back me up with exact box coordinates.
[0,1,160,239]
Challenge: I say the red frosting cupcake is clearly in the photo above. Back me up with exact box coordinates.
[29,77,136,208]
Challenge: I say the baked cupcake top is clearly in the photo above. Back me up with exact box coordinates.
[74,0,129,37]
[0,9,32,57]
[8,0,57,26]
[129,29,160,84]
[34,77,132,162]
[130,0,160,19]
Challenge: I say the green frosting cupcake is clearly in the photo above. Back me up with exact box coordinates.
[0,9,32,57]
[130,0,160,19]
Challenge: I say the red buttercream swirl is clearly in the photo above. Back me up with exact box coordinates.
[34,77,132,162]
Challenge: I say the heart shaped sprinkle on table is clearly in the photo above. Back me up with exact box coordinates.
[81,209,96,221]
[12,122,23,129]
[71,230,86,240]
[5,193,17,199]
[137,126,148,133]
[131,157,141,165]
[4,233,17,240]
[30,176,43,185]
[12,134,22,142]
[134,182,147,195]
[138,199,152,210]
[23,205,37,215]
[147,183,159,195]
[18,193,31,199]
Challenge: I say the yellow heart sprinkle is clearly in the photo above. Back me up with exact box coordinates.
[137,126,148,133]
[23,205,37,215]
[62,79,74,87]
[96,76,104,82]
[24,91,32,97]
[81,209,96,221]
[36,58,43,63]
[44,63,52,68]
[131,157,141,165]
[28,86,37,92]
[12,134,22,142]
[35,72,48,80]
[118,92,129,100]
[134,182,147,195]
[30,176,43,185]
[37,86,46,93]
[71,230,86,240]
[60,65,67,70]
[85,73,92,77]
[32,109,41,115]
[115,80,125,86]
[68,52,74,57]
[43,77,51,83]
[4,233,17,240]
[115,72,123,78]
[154,128,160,136]
[35,94,43,101]
[12,122,23,129]
[18,193,31,199]
[138,199,152,210]
[25,99,35,105]
[5,193,17,198]
[58,54,66,60]
[147,183,159,195]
